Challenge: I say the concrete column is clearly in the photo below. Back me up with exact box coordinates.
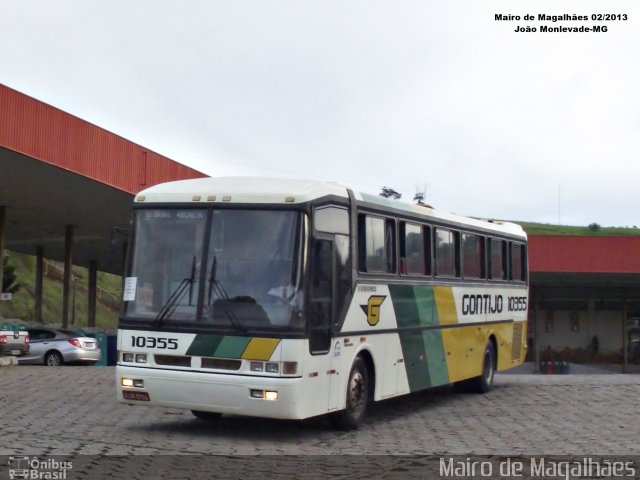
[622,296,628,374]
[0,206,5,294]
[533,290,540,374]
[35,247,44,324]
[62,226,74,329]
[587,298,596,360]
[88,261,97,328]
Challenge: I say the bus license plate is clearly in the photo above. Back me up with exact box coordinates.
[122,391,150,401]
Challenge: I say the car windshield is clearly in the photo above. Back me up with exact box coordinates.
[123,208,305,332]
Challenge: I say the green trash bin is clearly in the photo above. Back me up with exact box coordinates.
[85,329,107,366]
[93,331,108,366]
[72,327,87,337]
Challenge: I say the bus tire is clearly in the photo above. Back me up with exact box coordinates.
[470,341,496,394]
[332,356,370,430]
[191,410,222,421]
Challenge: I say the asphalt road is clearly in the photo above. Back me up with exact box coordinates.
[1,366,638,479]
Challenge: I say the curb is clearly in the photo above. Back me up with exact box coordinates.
[0,356,18,367]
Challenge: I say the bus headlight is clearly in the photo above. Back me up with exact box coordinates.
[121,378,145,388]
[121,378,134,387]
[250,362,264,372]
[135,354,147,364]
[250,389,279,401]
[265,363,279,373]
[264,391,279,401]
[250,389,264,398]
[123,353,134,362]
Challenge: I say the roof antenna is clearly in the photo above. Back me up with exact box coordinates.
[414,183,432,208]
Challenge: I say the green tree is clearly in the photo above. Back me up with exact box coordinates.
[2,256,21,294]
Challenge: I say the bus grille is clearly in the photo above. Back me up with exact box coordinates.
[155,355,192,367]
[511,323,524,361]
[201,358,242,370]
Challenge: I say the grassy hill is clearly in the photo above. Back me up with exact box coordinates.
[517,222,640,236]
[0,251,122,330]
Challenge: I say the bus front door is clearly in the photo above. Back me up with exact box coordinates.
[309,238,342,412]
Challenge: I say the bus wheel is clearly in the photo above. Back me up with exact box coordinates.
[191,410,222,421]
[471,341,496,393]
[332,356,370,430]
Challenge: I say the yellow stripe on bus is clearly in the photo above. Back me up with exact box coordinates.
[433,286,457,325]
[434,286,478,382]
[241,338,281,361]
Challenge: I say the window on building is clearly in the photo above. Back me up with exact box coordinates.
[462,233,485,279]
[545,311,554,333]
[570,311,580,332]
[435,228,459,277]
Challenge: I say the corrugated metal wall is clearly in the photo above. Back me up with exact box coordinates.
[529,235,640,273]
[0,83,206,194]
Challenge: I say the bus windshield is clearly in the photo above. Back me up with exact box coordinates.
[123,208,305,332]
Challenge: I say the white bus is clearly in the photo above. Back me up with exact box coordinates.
[116,177,528,428]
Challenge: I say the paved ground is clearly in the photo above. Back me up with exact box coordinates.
[1,366,639,479]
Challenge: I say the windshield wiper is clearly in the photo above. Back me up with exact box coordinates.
[205,256,244,331]
[153,256,196,330]
[207,256,229,303]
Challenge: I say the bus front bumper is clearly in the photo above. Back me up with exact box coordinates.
[116,365,309,420]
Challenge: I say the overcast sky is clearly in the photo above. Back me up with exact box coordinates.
[1,1,638,226]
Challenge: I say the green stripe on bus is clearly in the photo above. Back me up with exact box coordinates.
[389,284,422,328]
[186,334,226,357]
[390,285,431,390]
[414,285,438,326]
[422,329,449,387]
[214,336,252,358]
[414,286,449,386]
[399,332,431,391]
[186,334,252,358]
[390,285,449,391]
[185,335,252,358]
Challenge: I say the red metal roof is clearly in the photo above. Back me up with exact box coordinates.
[0,83,206,194]
[529,235,640,274]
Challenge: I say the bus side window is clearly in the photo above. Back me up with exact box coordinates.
[488,238,507,280]
[400,222,429,275]
[510,242,527,282]
[462,233,485,279]
[434,227,460,277]
[358,214,396,274]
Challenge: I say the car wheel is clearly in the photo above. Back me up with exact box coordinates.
[45,351,63,366]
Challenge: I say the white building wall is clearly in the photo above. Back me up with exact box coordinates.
[535,307,623,356]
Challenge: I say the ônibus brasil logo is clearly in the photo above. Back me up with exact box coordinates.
[8,457,72,480]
